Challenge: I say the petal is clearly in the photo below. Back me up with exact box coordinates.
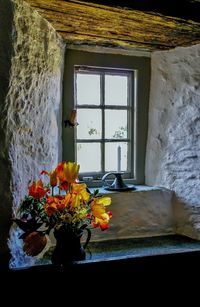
[23,232,47,256]
[96,197,111,206]
[100,224,109,231]
[64,162,80,183]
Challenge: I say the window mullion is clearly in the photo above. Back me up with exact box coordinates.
[129,71,134,177]
[125,73,131,175]
[101,73,105,173]
[74,72,78,162]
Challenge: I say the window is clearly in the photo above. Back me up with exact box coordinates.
[63,50,150,185]
[75,67,132,177]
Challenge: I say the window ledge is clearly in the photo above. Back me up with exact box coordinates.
[10,235,200,272]
[83,234,200,263]
[89,184,169,194]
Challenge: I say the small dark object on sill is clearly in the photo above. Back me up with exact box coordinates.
[102,172,136,191]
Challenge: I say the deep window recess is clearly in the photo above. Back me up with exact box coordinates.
[63,50,150,185]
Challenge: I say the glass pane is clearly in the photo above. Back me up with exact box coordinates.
[105,110,127,139]
[77,109,102,139]
[76,73,100,105]
[105,142,128,172]
[105,75,128,106]
[77,143,101,172]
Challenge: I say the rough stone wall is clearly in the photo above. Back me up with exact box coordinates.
[6,0,65,267]
[145,44,200,239]
[0,0,14,268]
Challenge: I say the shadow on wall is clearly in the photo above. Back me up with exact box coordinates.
[172,192,200,240]
[0,0,14,268]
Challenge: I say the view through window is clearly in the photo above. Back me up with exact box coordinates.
[75,67,133,178]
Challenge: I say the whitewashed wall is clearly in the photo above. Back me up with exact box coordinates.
[3,0,65,268]
[146,44,200,239]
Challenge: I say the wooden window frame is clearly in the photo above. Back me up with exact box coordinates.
[62,49,150,185]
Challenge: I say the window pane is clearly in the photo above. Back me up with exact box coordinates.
[105,142,128,172]
[76,73,100,105]
[77,109,102,139]
[105,75,128,106]
[77,143,101,173]
[105,110,127,139]
[77,143,101,172]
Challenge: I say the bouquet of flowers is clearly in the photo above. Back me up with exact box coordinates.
[13,161,112,258]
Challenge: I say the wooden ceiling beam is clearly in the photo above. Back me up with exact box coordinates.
[24,0,200,51]
[74,0,200,22]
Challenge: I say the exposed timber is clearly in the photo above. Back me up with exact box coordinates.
[24,0,200,51]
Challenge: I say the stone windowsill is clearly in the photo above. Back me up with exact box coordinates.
[10,234,200,270]
[84,234,200,263]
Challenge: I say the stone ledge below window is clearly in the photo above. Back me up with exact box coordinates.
[9,235,200,277]
[84,234,200,262]
[89,185,175,242]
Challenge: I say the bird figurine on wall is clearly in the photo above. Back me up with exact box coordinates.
[64,109,79,127]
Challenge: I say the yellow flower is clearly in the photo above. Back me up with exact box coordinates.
[94,197,111,206]
[71,207,88,223]
[63,162,80,183]
[91,197,112,230]
[70,193,81,208]
[71,183,90,203]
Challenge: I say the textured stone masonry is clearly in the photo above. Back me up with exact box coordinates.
[146,44,200,239]
[4,0,65,268]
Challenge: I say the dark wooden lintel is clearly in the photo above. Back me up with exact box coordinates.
[24,0,200,51]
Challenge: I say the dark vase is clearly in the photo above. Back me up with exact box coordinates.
[51,223,91,266]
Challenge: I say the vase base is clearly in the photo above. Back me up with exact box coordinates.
[51,246,86,266]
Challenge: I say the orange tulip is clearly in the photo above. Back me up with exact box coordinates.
[28,179,49,199]
[55,162,69,190]
[56,162,66,182]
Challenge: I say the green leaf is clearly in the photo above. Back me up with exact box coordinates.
[93,189,99,196]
